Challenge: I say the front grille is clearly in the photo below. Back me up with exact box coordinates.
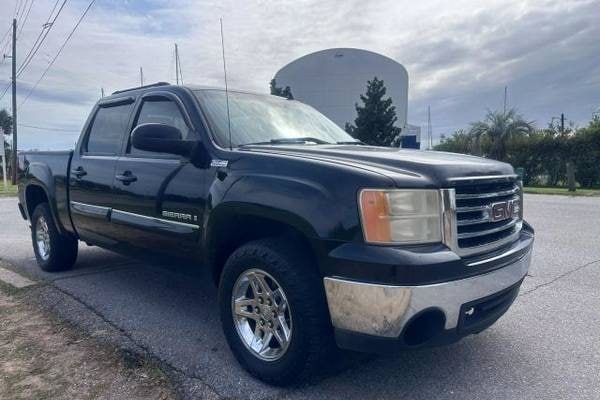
[454,178,521,253]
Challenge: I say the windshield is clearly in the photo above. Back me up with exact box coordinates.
[194,89,357,148]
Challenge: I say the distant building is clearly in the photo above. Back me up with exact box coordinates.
[403,124,422,149]
[274,48,419,149]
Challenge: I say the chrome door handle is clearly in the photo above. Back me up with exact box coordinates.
[71,166,87,179]
[115,171,137,185]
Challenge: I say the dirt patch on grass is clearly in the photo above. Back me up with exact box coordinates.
[0,288,176,400]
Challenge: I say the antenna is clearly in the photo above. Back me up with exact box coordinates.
[427,105,432,150]
[220,18,233,151]
[175,44,184,84]
[140,67,144,87]
[174,43,179,85]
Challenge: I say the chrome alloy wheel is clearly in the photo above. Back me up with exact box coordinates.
[36,216,51,261]
[231,268,293,361]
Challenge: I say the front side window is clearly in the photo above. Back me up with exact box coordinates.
[194,90,358,148]
[128,98,191,156]
[85,103,133,154]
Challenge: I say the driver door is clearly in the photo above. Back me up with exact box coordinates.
[109,92,203,254]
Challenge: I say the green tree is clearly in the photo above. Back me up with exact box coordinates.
[571,116,600,188]
[0,109,12,136]
[269,79,294,100]
[469,109,534,161]
[0,109,12,180]
[434,112,600,188]
[435,129,477,154]
[345,77,401,146]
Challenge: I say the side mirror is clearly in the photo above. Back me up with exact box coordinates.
[131,123,194,156]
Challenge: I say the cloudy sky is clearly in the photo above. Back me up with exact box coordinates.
[1,0,599,150]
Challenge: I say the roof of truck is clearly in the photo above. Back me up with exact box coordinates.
[111,82,268,97]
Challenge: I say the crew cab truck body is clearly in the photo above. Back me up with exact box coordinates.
[18,82,534,385]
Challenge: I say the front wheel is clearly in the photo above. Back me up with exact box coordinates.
[218,238,333,385]
[31,202,78,272]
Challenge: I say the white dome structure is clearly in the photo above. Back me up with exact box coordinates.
[274,48,418,147]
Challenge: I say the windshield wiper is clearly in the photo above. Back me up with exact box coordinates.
[240,137,332,146]
[336,140,365,145]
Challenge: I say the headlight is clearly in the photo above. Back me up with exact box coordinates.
[359,189,442,244]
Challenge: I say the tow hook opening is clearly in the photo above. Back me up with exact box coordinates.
[402,309,446,347]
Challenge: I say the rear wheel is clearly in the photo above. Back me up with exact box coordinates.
[218,238,333,385]
[31,203,78,272]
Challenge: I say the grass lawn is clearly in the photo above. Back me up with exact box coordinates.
[0,182,17,197]
[524,186,600,197]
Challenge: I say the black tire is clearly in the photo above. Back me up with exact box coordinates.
[31,202,78,272]
[218,237,334,385]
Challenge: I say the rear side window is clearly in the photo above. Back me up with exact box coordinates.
[128,98,191,156]
[85,103,133,154]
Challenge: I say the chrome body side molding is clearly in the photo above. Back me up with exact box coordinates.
[110,209,199,234]
[70,201,199,235]
[70,201,110,219]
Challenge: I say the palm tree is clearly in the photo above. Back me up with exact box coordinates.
[469,109,534,161]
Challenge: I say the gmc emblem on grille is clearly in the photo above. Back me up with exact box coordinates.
[489,199,519,222]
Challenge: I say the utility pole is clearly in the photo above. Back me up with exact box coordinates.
[175,43,179,85]
[503,86,508,114]
[427,105,432,150]
[1,127,7,191]
[140,67,144,87]
[560,112,575,192]
[11,18,17,185]
[101,87,105,98]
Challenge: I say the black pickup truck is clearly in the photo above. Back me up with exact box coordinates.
[18,82,534,385]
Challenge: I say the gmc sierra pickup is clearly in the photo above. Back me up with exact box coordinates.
[18,82,534,385]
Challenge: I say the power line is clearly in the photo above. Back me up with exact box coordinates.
[46,0,62,21]
[17,0,67,78]
[0,25,11,47]
[17,0,66,77]
[18,123,79,132]
[0,25,12,61]
[17,0,36,39]
[0,82,9,102]
[17,0,28,18]
[13,0,22,18]
[21,0,97,107]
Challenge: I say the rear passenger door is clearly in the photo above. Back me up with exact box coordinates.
[69,98,135,245]
[109,92,202,254]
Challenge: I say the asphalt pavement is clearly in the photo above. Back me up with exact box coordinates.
[0,194,599,399]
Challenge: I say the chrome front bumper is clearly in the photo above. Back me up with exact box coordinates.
[323,250,531,338]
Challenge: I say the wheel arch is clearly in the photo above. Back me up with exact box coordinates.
[204,203,320,285]
[25,184,50,218]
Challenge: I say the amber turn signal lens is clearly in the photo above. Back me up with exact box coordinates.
[359,189,442,244]
[359,190,392,242]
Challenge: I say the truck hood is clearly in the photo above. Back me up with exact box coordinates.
[242,144,515,187]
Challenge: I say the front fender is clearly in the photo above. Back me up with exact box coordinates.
[207,173,360,241]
